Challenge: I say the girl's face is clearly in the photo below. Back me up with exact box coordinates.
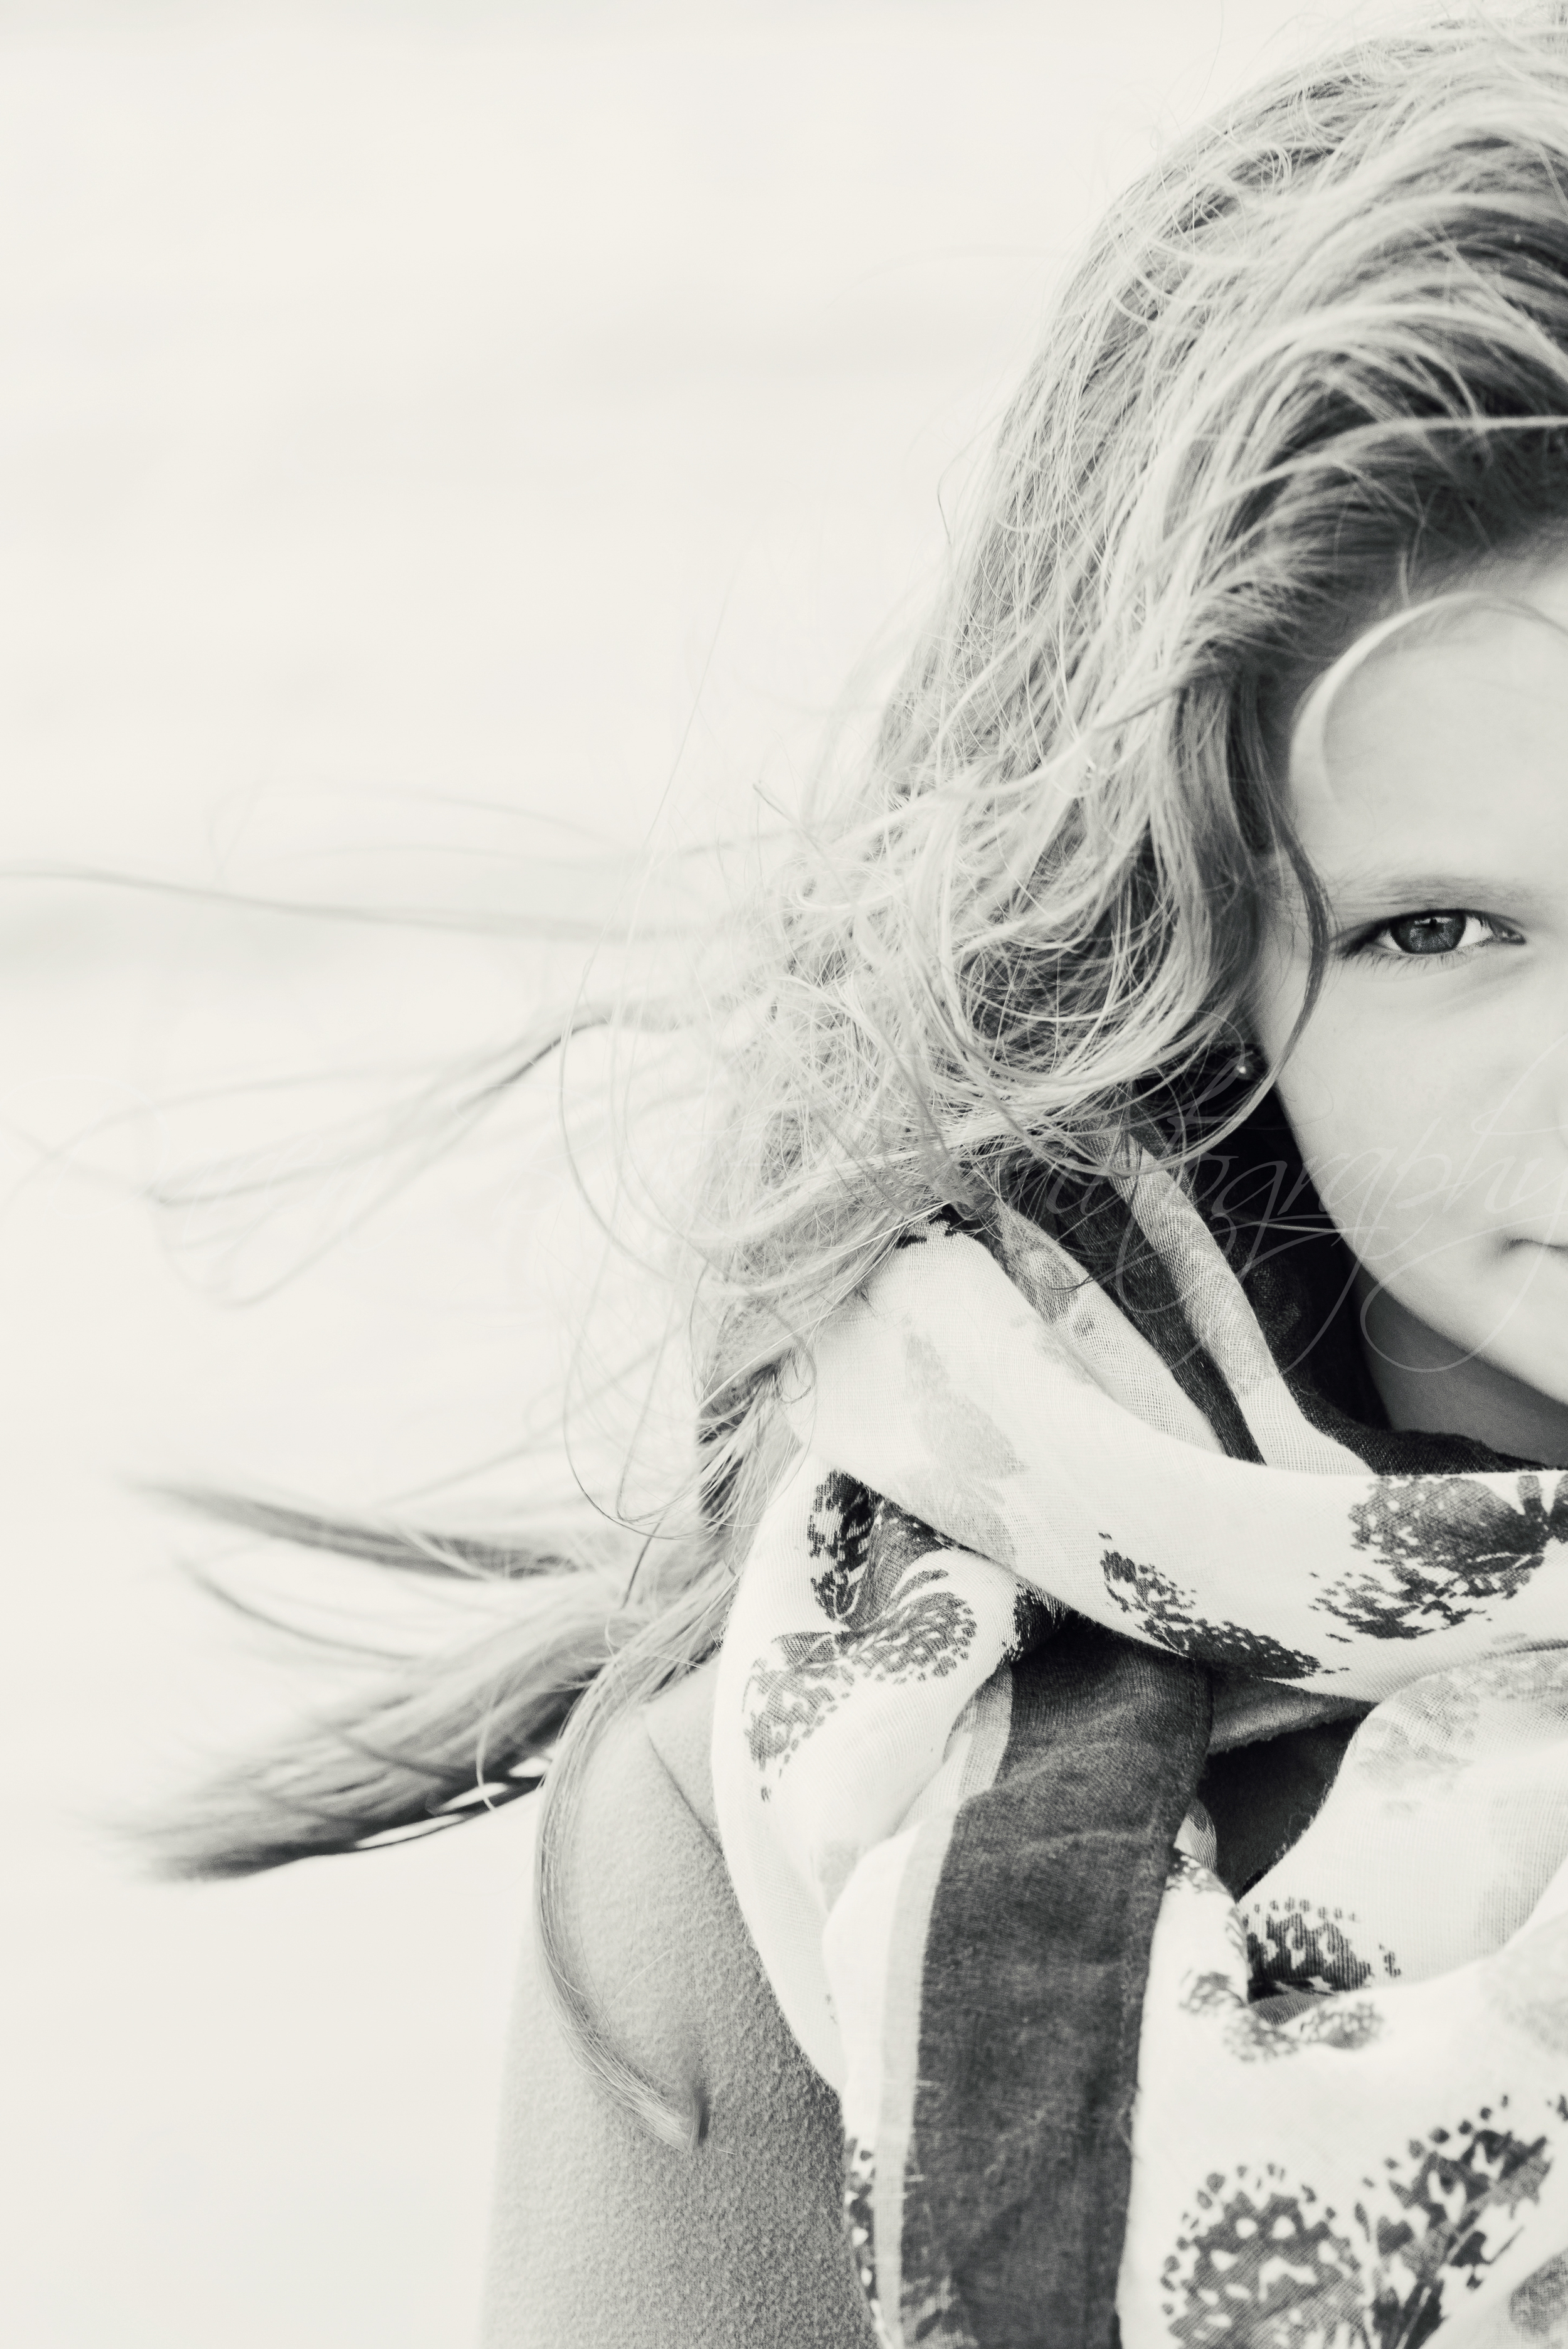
[1251,559,1568,1463]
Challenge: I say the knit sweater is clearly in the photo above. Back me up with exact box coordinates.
[480,1658,877,2347]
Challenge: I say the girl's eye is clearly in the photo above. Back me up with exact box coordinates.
[1354,909,1518,962]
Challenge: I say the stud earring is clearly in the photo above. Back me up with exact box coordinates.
[1232,1041,1262,1084]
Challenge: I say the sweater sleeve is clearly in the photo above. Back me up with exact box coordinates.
[480,1689,876,2349]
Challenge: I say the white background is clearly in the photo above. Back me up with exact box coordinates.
[0,3,1417,2341]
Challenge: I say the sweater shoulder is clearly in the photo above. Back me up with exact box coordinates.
[481,1668,872,2349]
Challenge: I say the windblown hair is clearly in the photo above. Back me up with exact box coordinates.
[164,3,1568,2141]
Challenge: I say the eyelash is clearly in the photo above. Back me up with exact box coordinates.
[1342,909,1524,967]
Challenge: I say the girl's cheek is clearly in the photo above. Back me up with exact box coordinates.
[1281,1018,1568,1293]
[1271,1017,1475,1268]
[1251,948,1563,1272]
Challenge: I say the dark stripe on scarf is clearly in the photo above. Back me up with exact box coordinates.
[898,1623,1211,2348]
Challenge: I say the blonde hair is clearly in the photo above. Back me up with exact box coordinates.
[167,3,1568,2143]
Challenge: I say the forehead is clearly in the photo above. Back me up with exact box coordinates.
[1287,568,1568,886]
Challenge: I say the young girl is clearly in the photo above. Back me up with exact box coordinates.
[174,8,1568,2345]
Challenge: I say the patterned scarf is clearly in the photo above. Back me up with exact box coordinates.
[711,1149,1568,2349]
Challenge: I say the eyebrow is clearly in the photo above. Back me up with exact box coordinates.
[1311,867,1554,921]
